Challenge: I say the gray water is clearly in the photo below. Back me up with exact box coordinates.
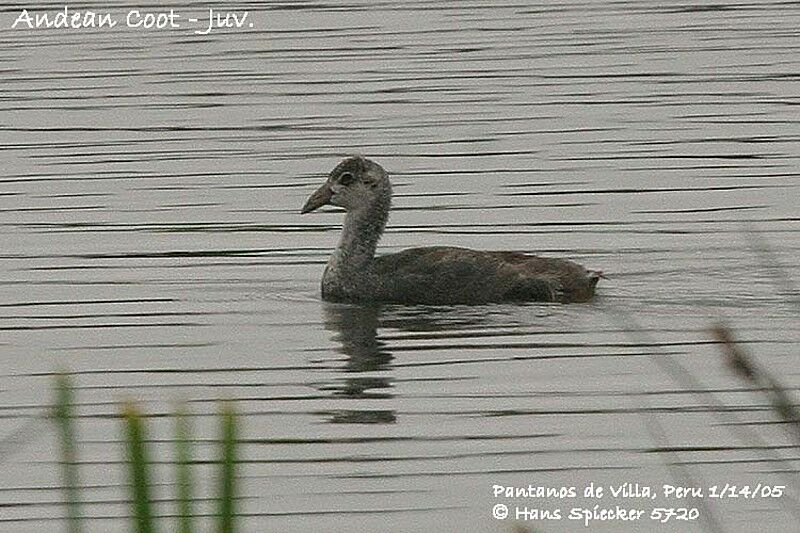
[1,1,799,532]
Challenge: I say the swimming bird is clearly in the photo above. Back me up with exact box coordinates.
[301,157,602,304]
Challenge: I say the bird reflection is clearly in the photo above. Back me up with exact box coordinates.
[318,303,395,424]
[317,302,512,424]
[323,303,392,371]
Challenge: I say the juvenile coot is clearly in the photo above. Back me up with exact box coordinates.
[301,157,602,304]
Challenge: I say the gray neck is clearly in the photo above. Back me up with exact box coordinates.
[332,195,390,270]
[322,192,391,301]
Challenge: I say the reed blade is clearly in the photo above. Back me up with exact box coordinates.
[217,402,237,533]
[713,324,800,442]
[123,402,157,533]
[54,373,83,533]
[175,404,193,533]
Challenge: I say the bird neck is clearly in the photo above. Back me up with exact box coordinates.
[333,195,390,270]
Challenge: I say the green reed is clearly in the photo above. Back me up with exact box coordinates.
[218,401,237,533]
[52,374,240,533]
[174,405,194,533]
[53,372,83,533]
[122,402,156,533]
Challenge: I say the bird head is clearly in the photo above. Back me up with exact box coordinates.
[301,156,391,214]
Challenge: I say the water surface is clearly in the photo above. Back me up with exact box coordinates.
[1,1,799,532]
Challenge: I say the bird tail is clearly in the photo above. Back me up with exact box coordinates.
[587,270,605,284]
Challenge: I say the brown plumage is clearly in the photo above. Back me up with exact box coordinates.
[301,157,601,304]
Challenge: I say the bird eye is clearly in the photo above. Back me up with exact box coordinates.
[339,172,355,186]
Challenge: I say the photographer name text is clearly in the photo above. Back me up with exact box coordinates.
[490,482,787,526]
